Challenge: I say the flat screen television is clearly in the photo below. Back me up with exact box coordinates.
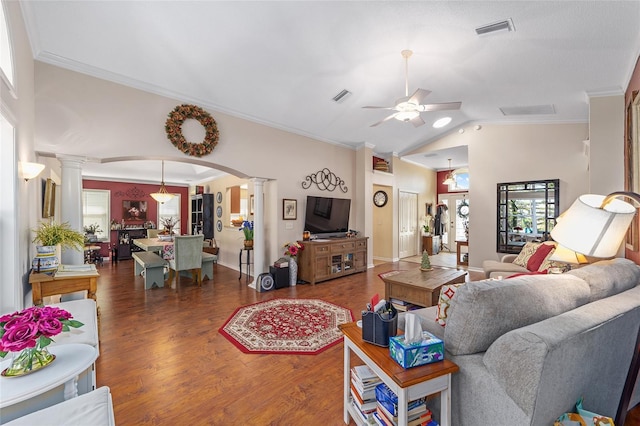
[303,195,351,238]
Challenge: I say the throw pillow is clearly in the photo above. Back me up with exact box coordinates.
[512,242,541,268]
[526,243,555,271]
[436,283,465,326]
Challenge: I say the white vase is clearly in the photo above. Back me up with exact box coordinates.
[32,245,59,272]
[289,257,297,287]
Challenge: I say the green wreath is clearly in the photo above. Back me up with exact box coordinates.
[165,104,219,157]
[457,199,470,219]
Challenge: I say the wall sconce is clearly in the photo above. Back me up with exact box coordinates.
[19,162,45,181]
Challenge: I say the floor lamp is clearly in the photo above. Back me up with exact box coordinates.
[550,191,640,424]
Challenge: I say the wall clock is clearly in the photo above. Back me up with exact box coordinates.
[216,206,222,218]
[216,220,222,232]
[216,192,222,203]
[373,190,388,207]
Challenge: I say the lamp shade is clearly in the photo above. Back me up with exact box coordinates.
[19,162,45,181]
[550,194,636,258]
[548,244,588,264]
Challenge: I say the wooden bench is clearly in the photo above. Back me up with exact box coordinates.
[178,252,217,282]
[132,251,167,289]
[202,252,217,281]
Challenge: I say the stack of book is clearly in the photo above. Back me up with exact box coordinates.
[350,365,382,424]
[372,383,439,426]
[389,298,424,312]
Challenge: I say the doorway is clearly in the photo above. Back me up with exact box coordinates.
[399,191,419,258]
[437,193,469,252]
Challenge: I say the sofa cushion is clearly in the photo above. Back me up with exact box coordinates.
[436,283,465,326]
[567,257,640,302]
[511,242,542,269]
[482,260,529,279]
[444,274,591,355]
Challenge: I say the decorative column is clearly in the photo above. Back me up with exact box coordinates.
[250,178,267,289]
[57,155,86,265]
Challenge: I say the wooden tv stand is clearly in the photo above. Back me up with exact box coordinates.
[297,237,368,284]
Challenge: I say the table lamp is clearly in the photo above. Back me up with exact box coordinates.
[551,191,639,425]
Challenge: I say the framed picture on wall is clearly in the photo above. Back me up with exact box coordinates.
[283,199,297,220]
[123,200,148,221]
[42,178,56,219]
[625,90,640,251]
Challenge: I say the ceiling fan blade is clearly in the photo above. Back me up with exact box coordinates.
[410,115,425,127]
[418,102,462,112]
[407,88,432,105]
[362,105,395,110]
[370,113,398,127]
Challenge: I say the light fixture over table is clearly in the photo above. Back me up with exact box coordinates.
[150,161,174,204]
[442,159,455,185]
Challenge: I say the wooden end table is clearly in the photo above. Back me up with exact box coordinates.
[340,322,458,425]
[29,272,99,306]
[381,268,467,308]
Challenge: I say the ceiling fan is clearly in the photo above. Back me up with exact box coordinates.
[364,50,462,127]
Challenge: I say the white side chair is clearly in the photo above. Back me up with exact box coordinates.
[4,386,115,426]
[48,299,99,395]
[168,235,204,287]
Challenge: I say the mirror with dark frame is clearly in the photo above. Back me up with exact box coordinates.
[497,179,560,254]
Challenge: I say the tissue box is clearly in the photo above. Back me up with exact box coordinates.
[389,331,444,368]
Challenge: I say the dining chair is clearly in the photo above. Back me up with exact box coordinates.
[167,235,204,287]
[146,229,159,238]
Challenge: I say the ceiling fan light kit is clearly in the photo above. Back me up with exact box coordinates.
[364,50,461,127]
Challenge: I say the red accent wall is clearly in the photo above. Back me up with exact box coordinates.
[625,55,640,265]
[83,179,189,258]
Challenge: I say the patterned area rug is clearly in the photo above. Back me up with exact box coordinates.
[219,298,353,355]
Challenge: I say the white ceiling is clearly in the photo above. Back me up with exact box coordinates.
[20,1,640,184]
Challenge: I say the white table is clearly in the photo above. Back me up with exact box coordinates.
[0,344,98,424]
[340,322,459,426]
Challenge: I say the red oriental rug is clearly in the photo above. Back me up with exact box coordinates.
[219,298,353,355]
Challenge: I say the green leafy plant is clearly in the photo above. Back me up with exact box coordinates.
[32,222,85,251]
[83,223,102,234]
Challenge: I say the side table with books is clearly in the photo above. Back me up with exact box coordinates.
[339,322,458,426]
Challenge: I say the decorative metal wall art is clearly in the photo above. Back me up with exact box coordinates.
[302,168,348,193]
[114,187,148,199]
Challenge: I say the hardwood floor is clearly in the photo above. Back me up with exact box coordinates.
[93,259,638,425]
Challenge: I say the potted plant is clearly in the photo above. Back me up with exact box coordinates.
[32,221,85,272]
[83,223,102,242]
[239,220,254,248]
[159,217,179,235]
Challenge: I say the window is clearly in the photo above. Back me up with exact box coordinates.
[496,179,559,254]
[82,189,110,241]
[0,2,15,89]
[447,168,469,191]
[158,194,181,234]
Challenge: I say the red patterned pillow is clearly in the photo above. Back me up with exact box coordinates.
[526,243,555,271]
[436,283,465,326]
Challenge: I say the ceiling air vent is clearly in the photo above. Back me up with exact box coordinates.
[332,89,351,103]
[500,104,556,116]
[475,18,515,36]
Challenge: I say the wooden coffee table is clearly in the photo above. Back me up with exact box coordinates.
[381,267,467,308]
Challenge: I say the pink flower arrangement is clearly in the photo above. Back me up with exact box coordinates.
[284,242,304,257]
[0,306,83,357]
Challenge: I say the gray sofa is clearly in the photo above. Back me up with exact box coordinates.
[398,258,640,425]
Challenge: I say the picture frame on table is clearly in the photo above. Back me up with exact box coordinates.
[625,90,639,251]
[283,199,297,220]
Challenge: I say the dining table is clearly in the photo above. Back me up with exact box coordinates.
[133,238,174,253]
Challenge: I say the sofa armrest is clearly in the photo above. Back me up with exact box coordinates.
[500,254,518,263]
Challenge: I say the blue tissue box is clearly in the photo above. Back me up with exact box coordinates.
[389,331,444,368]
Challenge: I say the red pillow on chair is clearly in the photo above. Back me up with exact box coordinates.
[526,243,554,271]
